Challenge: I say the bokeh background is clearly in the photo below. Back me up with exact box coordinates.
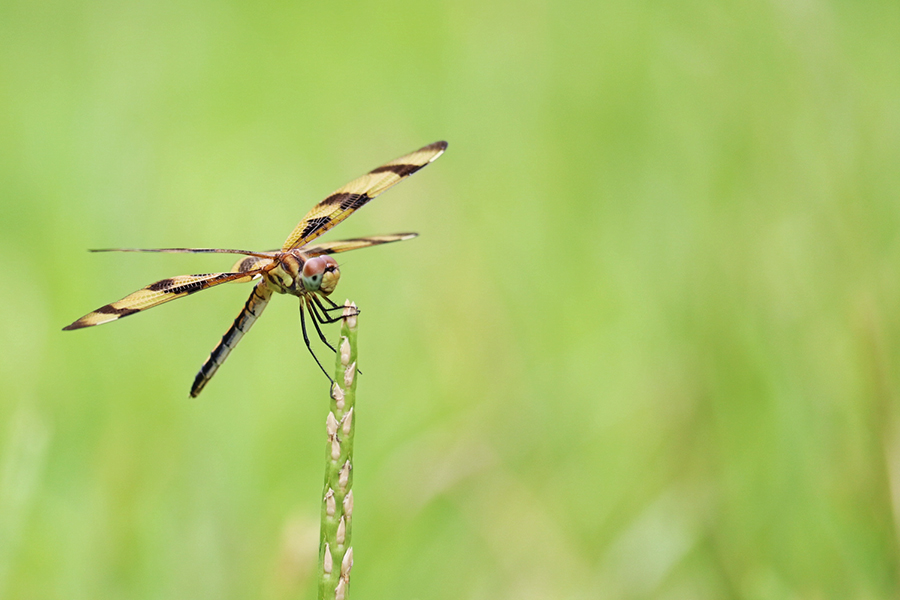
[1,1,899,598]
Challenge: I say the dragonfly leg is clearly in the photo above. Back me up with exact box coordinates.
[305,297,338,353]
[310,296,362,376]
[320,295,342,310]
[318,295,362,316]
[314,294,360,319]
[308,296,344,324]
[299,301,334,383]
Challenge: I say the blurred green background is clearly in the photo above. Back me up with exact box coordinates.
[1,0,899,598]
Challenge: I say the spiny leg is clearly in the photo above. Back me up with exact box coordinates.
[318,294,360,315]
[321,295,341,310]
[314,294,359,320]
[299,300,334,383]
[309,296,363,375]
[309,299,348,324]
[305,297,337,353]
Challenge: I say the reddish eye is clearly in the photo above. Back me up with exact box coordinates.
[301,256,340,293]
[303,257,325,279]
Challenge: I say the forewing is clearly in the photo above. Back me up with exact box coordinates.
[282,141,447,250]
[302,233,418,256]
[91,247,276,258]
[63,271,260,330]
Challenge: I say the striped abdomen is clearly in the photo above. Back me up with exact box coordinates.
[190,281,273,397]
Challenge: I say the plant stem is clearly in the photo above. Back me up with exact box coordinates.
[318,300,358,600]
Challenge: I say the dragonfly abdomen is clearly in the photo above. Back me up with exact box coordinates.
[190,281,273,397]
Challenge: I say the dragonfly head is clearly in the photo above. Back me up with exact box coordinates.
[301,255,340,295]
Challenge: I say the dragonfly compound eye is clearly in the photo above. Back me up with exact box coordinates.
[301,257,325,291]
[301,256,340,293]
[319,256,340,295]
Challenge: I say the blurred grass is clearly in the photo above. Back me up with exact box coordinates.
[1,0,899,598]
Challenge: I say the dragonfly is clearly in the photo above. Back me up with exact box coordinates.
[64,141,447,397]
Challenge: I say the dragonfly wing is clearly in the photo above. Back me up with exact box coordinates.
[230,255,275,273]
[281,141,447,250]
[63,270,261,330]
[90,248,277,258]
[190,281,273,397]
[302,233,419,256]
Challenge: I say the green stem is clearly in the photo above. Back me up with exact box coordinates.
[318,300,358,600]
